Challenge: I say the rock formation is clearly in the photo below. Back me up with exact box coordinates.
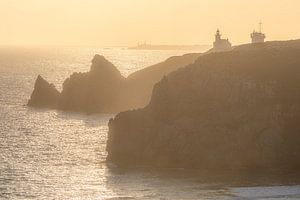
[58,55,126,113]
[28,75,60,108]
[125,53,201,108]
[107,40,300,171]
[28,53,201,113]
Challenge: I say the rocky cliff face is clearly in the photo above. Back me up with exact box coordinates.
[58,55,126,113]
[107,40,300,171]
[28,75,60,108]
[28,53,200,113]
[125,53,201,108]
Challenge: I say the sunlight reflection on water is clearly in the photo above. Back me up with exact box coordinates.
[0,47,299,199]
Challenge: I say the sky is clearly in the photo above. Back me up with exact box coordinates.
[0,0,299,46]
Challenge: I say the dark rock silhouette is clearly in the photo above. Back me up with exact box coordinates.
[58,55,126,113]
[107,40,300,171]
[125,53,201,108]
[28,53,201,113]
[28,75,60,108]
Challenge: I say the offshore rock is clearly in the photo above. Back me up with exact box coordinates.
[58,54,126,113]
[27,75,60,108]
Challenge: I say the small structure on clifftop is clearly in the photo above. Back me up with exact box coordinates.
[213,29,232,51]
[251,22,266,43]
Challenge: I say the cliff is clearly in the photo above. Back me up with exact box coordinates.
[28,75,60,108]
[28,53,200,113]
[107,40,300,171]
[125,53,201,108]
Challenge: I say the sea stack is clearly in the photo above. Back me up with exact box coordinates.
[28,75,60,108]
[58,54,126,113]
[107,40,300,171]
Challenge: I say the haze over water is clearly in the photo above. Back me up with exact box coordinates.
[1,47,300,199]
[1,0,300,199]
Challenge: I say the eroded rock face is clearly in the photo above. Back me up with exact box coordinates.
[27,75,60,108]
[107,40,300,171]
[28,53,201,113]
[125,53,201,108]
[58,55,126,113]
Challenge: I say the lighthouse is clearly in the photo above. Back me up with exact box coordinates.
[213,29,232,51]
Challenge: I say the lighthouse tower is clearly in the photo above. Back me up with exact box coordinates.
[251,22,266,43]
[213,29,232,51]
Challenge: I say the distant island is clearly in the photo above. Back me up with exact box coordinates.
[128,43,211,51]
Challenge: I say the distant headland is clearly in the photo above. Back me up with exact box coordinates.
[129,23,266,52]
[128,43,211,51]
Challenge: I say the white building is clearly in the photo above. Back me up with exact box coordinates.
[251,22,266,43]
[213,29,232,51]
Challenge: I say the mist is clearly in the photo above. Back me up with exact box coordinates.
[1,1,300,199]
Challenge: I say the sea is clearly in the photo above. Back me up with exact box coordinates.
[0,46,299,200]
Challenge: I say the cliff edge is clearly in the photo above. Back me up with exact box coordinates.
[107,40,300,171]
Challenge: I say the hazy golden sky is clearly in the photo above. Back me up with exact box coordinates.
[0,0,299,46]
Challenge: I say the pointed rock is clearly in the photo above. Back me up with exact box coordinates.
[90,54,123,79]
[28,75,60,108]
[58,54,125,113]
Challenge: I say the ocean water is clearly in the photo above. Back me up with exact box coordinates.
[0,46,300,200]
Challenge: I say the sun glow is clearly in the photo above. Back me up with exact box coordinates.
[0,0,300,46]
